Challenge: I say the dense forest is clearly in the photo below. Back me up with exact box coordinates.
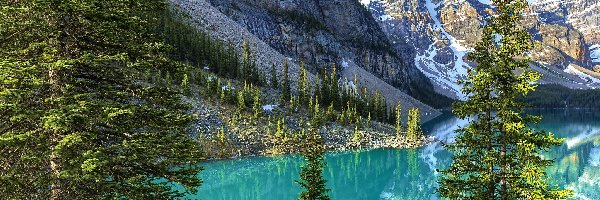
[524,84,600,108]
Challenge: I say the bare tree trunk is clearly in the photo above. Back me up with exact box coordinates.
[48,68,63,200]
[500,126,507,199]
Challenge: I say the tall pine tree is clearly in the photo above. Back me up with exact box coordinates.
[299,61,309,106]
[0,1,203,199]
[270,63,278,88]
[437,0,572,199]
[406,108,422,143]
[395,102,402,136]
[296,130,330,200]
[280,59,291,105]
[242,40,252,82]
[330,64,340,109]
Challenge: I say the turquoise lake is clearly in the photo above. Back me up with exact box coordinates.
[182,109,600,199]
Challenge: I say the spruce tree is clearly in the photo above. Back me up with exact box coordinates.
[270,63,278,88]
[237,90,246,114]
[315,74,321,102]
[395,102,402,136]
[242,39,252,82]
[253,87,262,119]
[299,61,309,106]
[437,0,572,199]
[182,73,190,95]
[330,64,340,109]
[276,118,285,138]
[296,130,330,200]
[320,71,331,106]
[280,59,291,105]
[250,53,260,85]
[406,108,422,143]
[0,1,203,199]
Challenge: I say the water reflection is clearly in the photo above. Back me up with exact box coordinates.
[180,109,599,200]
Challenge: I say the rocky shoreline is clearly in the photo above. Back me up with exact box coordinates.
[201,123,437,161]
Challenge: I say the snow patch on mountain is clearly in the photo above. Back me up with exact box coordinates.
[379,14,393,21]
[341,59,350,69]
[413,0,473,100]
[564,64,600,85]
[262,104,277,112]
[477,0,492,5]
[591,45,600,63]
[360,0,371,7]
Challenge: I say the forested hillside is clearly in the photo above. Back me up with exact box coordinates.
[524,84,600,108]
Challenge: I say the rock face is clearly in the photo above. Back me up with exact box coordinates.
[169,0,442,120]
[171,0,599,107]
[366,0,600,98]
[204,0,446,106]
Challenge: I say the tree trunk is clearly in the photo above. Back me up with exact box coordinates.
[500,126,507,199]
[48,68,64,200]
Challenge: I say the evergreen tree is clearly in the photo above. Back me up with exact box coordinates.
[296,130,330,200]
[437,0,572,199]
[250,52,260,85]
[166,71,173,86]
[406,108,422,143]
[276,118,285,138]
[237,90,246,114]
[395,102,402,136]
[242,39,254,83]
[352,126,362,145]
[182,73,190,95]
[299,61,309,106]
[270,63,278,88]
[330,64,340,109]
[253,87,262,119]
[320,71,330,106]
[0,1,203,199]
[315,73,321,102]
[280,59,291,105]
[372,91,381,122]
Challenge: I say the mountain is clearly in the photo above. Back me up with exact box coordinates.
[170,0,599,107]
[364,0,600,99]
[170,0,451,121]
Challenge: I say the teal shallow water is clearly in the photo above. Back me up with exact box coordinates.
[178,109,600,199]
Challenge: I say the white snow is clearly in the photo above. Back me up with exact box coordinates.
[221,85,234,91]
[360,0,370,7]
[563,64,600,84]
[477,0,492,5]
[379,15,392,21]
[341,59,350,69]
[344,80,357,92]
[262,104,277,111]
[590,45,600,63]
[413,0,473,100]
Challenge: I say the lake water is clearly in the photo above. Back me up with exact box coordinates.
[181,109,600,199]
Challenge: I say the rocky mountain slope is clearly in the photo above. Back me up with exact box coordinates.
[170,0,443,121]
[365,0,600,99]
[170,0,598,109]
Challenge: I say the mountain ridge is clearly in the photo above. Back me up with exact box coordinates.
[170,0,443,121]
[366,0,600,99]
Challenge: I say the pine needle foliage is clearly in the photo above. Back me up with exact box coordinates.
[437,0,573,199]
[296,130,330,200]
[1,0,204,199]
